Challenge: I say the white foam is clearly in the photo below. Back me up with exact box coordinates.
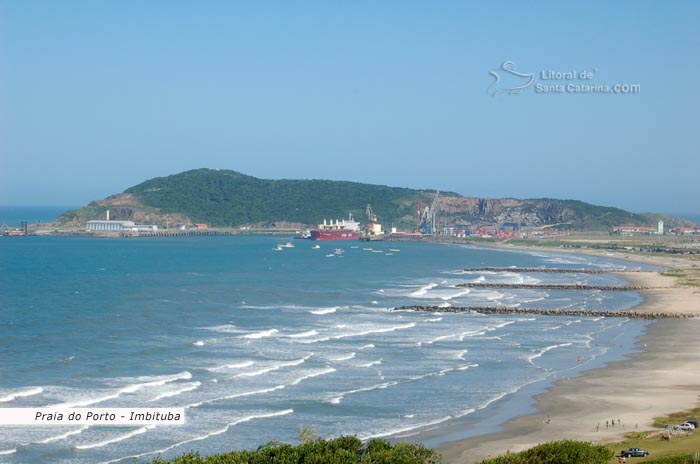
[286,329,319,338]
[329,352,356,362]
[186,385,286,409]
[302,323,416,344]
[359,344,375,350]
[361,415,453,440]
[58,371,192,408]
[425,317,443,322]
[204,324,239,333]
[235,356,310,378]
[527,343,573,364]
[289,367,336,386]
[148,382,201,402]
[328,364,478,404]
[309,307,337,315]
[75,425,154,450]
[453,350,468,360]
[208,361,255,372]
[0,386,43,403]
[410,283,439,297]
[0,449,16,456]
[357,359,383,368]
[192,340,205,347]
[240,328,279,339]
[35,426,90,444]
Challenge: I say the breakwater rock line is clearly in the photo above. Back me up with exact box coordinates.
[461,267,653,274]
[456,283,650,291]
[393,306,697,319]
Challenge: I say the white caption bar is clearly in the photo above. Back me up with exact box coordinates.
[0,408,185,425]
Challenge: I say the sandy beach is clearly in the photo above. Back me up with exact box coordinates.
[436,247,700,463]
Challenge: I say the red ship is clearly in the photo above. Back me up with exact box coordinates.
[310,214,361,241]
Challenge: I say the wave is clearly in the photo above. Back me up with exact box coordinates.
[105,410,294,464]
[186,385,286,409]
[301,323,416,344]
[453,350,468,360]
[329,352,356,362]
[309,307,337,315]
[527,343,573,364]
[361,415,454,441]
[240,328,279,339]
[0,386,43,403]
[440,288,471,301]
[286,329,319,338]
[0,449,16,456]
[75,425,154,450]
[35,426,90,444]
[327,364,478,404]
[410,283,439,297]
[204,324,239,333]
[357,359,382,368]
[425,317,443,322]
[58,371,192,408]
[148,382,201,402]
[359,344,375,350]
[208,361,255,372]
[234,356,310,378]
[289,367,336,386]
[192,340,205,347]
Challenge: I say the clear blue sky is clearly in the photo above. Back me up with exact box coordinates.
[1,1,698,214]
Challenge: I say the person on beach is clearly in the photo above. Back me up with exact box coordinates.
[606,420,609,429]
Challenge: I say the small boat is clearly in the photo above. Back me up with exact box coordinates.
[283,242,295,248]
[273,245,284,251]
[350,245,359,249]
[363,247,373,251]
[312,244,321,249]
[389,248,400,252]
[334,248,344,254]
[325,253,335,258]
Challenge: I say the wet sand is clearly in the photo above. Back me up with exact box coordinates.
[435,248,700,463]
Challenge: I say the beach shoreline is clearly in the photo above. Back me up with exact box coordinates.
[431,244,700,463]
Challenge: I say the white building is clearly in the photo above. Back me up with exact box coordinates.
[86,220,135,232]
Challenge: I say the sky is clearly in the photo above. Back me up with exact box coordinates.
[1,1,698,215]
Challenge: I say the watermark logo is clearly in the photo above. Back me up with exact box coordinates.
[487,61,535,97]
[487,61,640,97]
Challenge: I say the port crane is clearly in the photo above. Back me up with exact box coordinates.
[366,204,378,223]
[418,190,440,235]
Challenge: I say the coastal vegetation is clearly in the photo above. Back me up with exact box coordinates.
[661,269,700,287]
[57,168,683,230]
[475,440,613,464]
[146,436,441,464]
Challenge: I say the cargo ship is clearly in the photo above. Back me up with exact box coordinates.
[310,214,360,241]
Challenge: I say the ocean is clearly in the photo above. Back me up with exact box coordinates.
[0,235,656,463]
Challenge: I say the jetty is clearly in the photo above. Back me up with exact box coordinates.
[456,283,650,291]
[393,305,696,319]
[461,267,655,274]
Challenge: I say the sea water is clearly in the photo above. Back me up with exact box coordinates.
[0,235,655,463]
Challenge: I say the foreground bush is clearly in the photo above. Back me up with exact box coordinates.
[477,440,613,464]
[148,436,441,464]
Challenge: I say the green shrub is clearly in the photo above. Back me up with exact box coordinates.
[146,435,440,464]
[477,440,613,464]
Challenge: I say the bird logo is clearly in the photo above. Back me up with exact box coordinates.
[487,61,535,97]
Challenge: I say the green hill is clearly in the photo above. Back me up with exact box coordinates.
[57,169,688,230]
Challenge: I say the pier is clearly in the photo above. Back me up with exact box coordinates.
[393,305,696,319]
